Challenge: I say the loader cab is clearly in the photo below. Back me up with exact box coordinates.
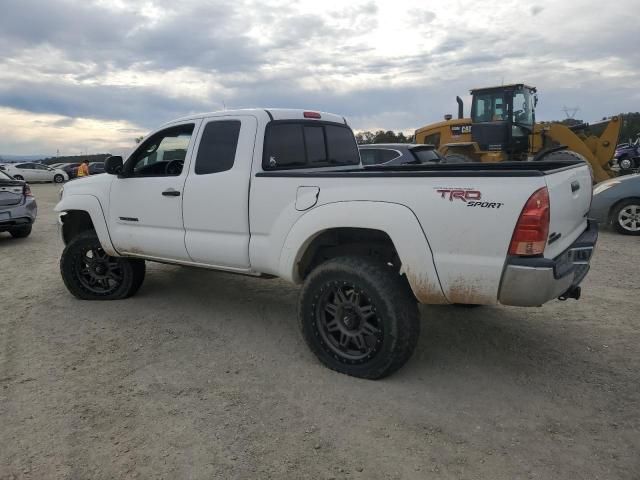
[470,84,536,158]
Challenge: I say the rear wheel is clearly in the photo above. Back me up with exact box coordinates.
[60,231,146,299]
[613,200,640,235]
[9,225,32,238]
[53,174,64,183]
[13,175,24,181]
[299,256,420,379]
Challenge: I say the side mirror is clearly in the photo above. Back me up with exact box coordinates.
[104,155,124,175]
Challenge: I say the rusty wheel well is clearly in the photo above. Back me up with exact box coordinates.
[298,228,401,280]
[61,210,95,245]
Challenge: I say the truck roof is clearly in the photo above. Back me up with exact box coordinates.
[166,109,348,126]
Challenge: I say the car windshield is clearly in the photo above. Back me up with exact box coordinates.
[0,170,12,180]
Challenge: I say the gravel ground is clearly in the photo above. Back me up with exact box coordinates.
[1,183,639,479]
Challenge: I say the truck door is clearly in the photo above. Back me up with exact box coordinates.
[108,120,201,261]
[182,115,257,269]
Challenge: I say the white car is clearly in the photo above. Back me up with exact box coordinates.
[56,108,597,379]
[4,163,69,183]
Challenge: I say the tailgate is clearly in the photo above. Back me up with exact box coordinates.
[0,183,24,207]
[544,163,592,258]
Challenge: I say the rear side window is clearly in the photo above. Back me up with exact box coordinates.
[359,149,400,165]
[325,125,359,166]
[195,120,241,174]
[263,122,359,170]
[411,148,441,164]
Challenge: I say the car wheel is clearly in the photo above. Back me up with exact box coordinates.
[9,225,32,238]
[618,156,634,174]
[54,174,64,183]
[299,256,420,379]
[613,200,640,235]
[13,175,24,181]
[60,231,146,300]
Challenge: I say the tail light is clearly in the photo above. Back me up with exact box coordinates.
[303,111,321,119]
[509,187,550,256]
[23,184,33,197]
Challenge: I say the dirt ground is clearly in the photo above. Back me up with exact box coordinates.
[1,183,639,480]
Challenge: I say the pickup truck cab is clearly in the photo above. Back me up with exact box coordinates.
[56,108,597,379]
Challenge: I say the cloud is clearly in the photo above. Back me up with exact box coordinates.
[0,0,639,154]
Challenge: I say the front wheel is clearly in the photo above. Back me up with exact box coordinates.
[60,231,146,299]
[298,256,420,379]
[613,200,640,235]
[53,174,64,183]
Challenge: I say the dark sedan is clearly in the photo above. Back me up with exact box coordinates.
[358,143,443,166]
[0,169,37,238]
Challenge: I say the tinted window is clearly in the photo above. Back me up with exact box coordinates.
[326,125,359,165]
[195,121,241,175]
[264,122,358,170]
[359,149,378,166]
[16,163,33,169]
[359,149,400,165]
[304,126,326,164]
[411,148,442,163]
[264,124,306,169]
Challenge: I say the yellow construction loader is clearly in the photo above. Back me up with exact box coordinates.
[414,84,621,182]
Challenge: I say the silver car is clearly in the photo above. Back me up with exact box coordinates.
[0,169,37,238]
[590,174,640,235]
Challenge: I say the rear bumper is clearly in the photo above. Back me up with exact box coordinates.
[0,198,37,231]
[498,220,598,307]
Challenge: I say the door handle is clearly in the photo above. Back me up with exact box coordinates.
[162,189,181,197]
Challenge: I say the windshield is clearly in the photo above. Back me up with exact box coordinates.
[0,170,13,180]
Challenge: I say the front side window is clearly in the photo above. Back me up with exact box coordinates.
[126,124,194,177]
[195,121,241,175]
[16,163,33,169]
[263,122,359,170]
[473,92,505,123]
[512,90,534,126]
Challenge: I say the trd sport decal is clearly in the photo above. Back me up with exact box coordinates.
[435,188,504,209]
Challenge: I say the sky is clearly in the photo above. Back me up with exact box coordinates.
[0,0,638,156]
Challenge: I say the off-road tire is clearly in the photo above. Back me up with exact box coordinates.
[9,225,32,238]
[53,174,64,183]
[60,231,146,300]
[298,256,420,379]
[444,152,476,163]
[612,199,640,236]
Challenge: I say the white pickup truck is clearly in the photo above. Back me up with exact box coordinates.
[56,109,597,379]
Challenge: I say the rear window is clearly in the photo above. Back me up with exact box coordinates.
[263,122,359,170]
[410,148,442,164]
[359,148,401,165]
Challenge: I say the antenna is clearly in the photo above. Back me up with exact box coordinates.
[562,105,580,119]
